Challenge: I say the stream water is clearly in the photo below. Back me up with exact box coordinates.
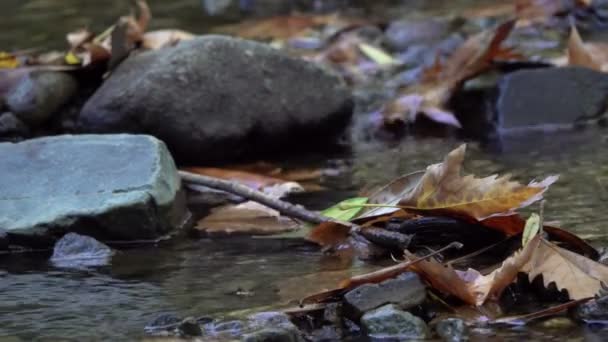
[1,1,608,341]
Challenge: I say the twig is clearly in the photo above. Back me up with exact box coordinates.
[179,170,337,225]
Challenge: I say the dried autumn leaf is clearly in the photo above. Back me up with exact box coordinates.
[0,52,19,69]
[355,171,424,220]
[381,20,517,130]
[406,235,542,305]
[398,144,558,220]
[196,201,299,236]
[568,25,602,71]
[521,239,608,300]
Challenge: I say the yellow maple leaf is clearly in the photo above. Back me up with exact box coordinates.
[0,52,18,69]
[398,144,558,220]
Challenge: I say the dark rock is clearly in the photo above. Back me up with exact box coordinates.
[573,296,608,322]
[177,317,203,337]
[209,320,245,336]
[0,134,188,246]
[497,67,608,131]
[6,71,78,126]
[246,312,302,342]
[0,112,29,141]
[311,325,342,341]
[344,272,426,319]
[50,233,114,268]
[0,228,7,251]
[435,318,468,342]
[242,328,299,342]
[79,35,353,164]
[361,304,429,340]
[385,19,451,51]
[144,313,182,334]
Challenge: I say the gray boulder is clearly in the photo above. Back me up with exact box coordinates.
[344,272,426,319]
[6,70,78,126]
[0,134,187,246]
[50,233,114,268]
[361,304,429,340]
[79,35,353,164]
[497,67,608,131]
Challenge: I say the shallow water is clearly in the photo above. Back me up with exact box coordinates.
[1,0,608,341]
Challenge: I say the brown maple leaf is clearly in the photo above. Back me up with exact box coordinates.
[397,145,558,220]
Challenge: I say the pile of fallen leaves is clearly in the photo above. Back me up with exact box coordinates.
[291,144,607,323]
[213,0,608,136]
[0,0,194,73]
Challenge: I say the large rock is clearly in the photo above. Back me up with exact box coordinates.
[497,67,608,130]
[79,35,353,163]
[0,134,187,245]
[6,70,78,126]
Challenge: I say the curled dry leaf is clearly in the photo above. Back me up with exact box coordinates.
[398,144,558,220]
[406,235,542,306]
[521,238,608,300]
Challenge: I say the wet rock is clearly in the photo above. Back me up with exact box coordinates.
[50,233,114,268]
[246,312,302,342]
[177,317,203,337]
[311,325,342,341]
[79,35,353,164]
[435,318,468,342]
[6,71,78,126]
[242,328,299,342]
[573,296,608,322]
[497,67,608,131]
[361,304,429,340]
[0,134,187,246]
[0,112,29,141]
[343,272,426,319]
[385,18,451,51]
[144,313,182,334]
[208,320,245,337]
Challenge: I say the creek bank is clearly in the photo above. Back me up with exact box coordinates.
[79,35,353,164]
[0,134,188,248]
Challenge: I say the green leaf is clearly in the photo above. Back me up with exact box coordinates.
[255,197,368,240]
[358,43,395,66]
[522,213,541,247]
[321,197,369,221]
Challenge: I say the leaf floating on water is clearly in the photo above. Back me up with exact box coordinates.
[397,144,558,220]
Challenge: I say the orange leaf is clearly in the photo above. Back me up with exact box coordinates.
[398,144,558,220]
[307,221,351,247]
[407,235,542,305]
